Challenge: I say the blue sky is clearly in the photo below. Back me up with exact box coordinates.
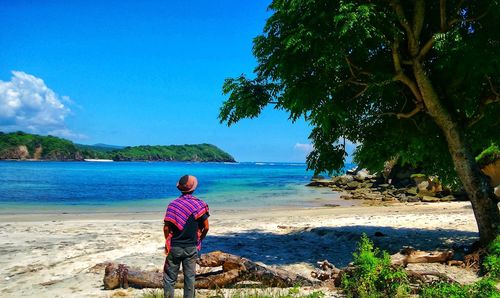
[0,1,354,162]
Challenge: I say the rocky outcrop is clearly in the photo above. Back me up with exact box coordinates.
[307,168,460,203]
[17,145,29,159]
[43,150,84,161]
[0,145,30,159]
[478,158,500,198]
[481,160,500,187]
[414,175,444,197]
[33,145,42,160]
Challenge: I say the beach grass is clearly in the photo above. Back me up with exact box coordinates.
[139,286,326,298]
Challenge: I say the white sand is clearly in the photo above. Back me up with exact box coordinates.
[0,201,481,297]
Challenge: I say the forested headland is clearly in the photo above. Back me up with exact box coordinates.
[0,131,235,162]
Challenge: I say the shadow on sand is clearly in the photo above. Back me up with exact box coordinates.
[202,225,478,267]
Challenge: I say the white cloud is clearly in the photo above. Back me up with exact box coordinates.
[0,71,84,139]
[47,129,87,140]
[294,143,314,154]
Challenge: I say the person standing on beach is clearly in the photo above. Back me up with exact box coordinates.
[163,175,209,298]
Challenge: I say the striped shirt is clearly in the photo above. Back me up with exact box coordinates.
[164,194,209,231]
[164,194,209,251]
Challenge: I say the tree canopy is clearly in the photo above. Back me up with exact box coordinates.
[220,0,499,185]
[219,0,500,244]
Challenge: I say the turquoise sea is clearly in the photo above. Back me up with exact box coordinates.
[0,161,351,213]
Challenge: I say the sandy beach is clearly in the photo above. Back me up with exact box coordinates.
[0,201,481,297]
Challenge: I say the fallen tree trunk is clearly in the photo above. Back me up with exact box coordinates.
[103,249,455,290]
[390,248,453,266]
[103,251,316,290]
[104,263,163,289]
[198,251,315,287]
[406,270,457,284]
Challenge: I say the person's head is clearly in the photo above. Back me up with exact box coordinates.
[176,175,198,194]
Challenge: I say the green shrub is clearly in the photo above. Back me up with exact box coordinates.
[138,287,325,298]
[420,235,500,298]
[420,278,499,298]
[221,286,325,298]
[139,289,164,298]
[341,234,410,298]
[476,143,500,168]
[483,235,500,278]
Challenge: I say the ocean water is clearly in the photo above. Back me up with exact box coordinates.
[0,161,350,213]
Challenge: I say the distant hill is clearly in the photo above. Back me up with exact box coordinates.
[0,131,235,162]
[112,144,235,162]
[76,143,125,152]
[0,131,82,160]
[94,143,125,149]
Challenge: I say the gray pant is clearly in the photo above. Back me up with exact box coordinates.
[163,246,198,298]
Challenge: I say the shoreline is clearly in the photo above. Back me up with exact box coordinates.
[0,205,345,222]
[0,159,239,163]
[0,200,476,222]
[0,186,352,218]
[0,199,453,222]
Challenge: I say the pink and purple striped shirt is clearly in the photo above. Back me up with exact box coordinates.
[164,194,209,230]
[164,194,209,252]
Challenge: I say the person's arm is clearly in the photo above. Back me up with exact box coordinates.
[163,221,170,240]
[163,221,171,254]
[199,218,209,241]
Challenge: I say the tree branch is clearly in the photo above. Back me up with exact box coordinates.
[440,0,447,31]
[467,76,500,127]
[392,39,402,73]
[377,106,422,119]
[353,85,369,99]
[485,75,500,99]
[345,57,372,78]
[399,106,421,118]
[346,80,368,87]
[413,0,425,41]
[391,0,412,35]
[376,104,425,133]
[345,57,356,78]
[391,40,423,103]
[391,0,418,56]
[418,37,435,59]
[467,115,483,128]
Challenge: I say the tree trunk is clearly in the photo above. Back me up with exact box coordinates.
[412,62,500,245]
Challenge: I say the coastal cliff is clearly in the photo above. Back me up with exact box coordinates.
[0,131,235,162]
[0,132,83,160]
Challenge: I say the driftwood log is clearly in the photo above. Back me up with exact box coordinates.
[311,260,341,281]
[389,247,453,266]
[104,251,317,290]
[103,249,455,290]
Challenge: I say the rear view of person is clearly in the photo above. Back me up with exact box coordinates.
[163,175,209,298]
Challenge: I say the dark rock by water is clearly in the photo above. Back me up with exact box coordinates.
[307,168,459,204]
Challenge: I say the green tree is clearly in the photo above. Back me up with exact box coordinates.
[219,0,499,244]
